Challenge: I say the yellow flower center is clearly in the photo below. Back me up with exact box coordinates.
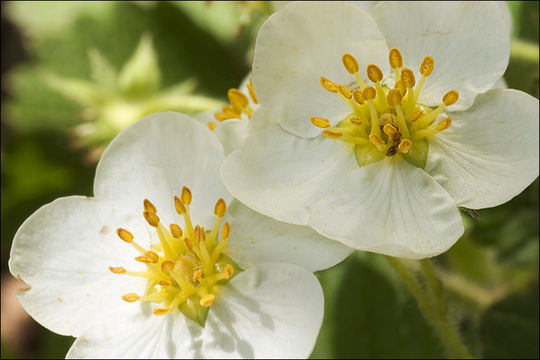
[311,48,458,168]
[209,77,258,130]
[109,186,240,327]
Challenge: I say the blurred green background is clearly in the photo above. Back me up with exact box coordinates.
[1,1,538,358]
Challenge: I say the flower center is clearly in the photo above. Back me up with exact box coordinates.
[109,186,240,327]
[310,48,458,169]
[209,77,258,130]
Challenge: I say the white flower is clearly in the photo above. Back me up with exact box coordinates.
[9,112,351,358]
[221,1,539,259]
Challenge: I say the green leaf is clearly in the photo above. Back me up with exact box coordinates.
[479,287,539,358]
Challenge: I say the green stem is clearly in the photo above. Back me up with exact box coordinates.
[385,256,473,359]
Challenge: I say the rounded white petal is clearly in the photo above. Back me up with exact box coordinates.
[67,307,203,359]
[371,1,510,110]
[310,157,464,259]
[213,119,250,156]
[491,77,508,90]
[253,1,389,138]
[225,200,352,272]
[95,112,231,228]
[8,196,149,337]
[426,89,539,209]
[202,263,324,358]
[222,123,357,226]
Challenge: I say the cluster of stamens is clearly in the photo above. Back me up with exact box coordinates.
[209,77,258,130]
[109,186,238,326]
[311,48,458,167]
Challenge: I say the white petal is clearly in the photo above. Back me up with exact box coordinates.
[67,307,203,359]
[222,123,357,226]
[8,196,149,337]
[349,1,378,13]
[95,112,231,228]
[225,200,352,272]
[371,1,510,110]
[213,119,250,156]
[425,89,539,209]
[492,77,508,90]
[310,157,464,259]
[202,263,324,359]
[253,1,389,138]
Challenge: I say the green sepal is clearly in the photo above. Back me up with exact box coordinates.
[402,138,428,169]
[354,143,385,168]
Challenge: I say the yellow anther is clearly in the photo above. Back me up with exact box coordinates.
[143,210,160,228]
[214,198,227,217]
[143,199,157,213]
[160,260,175,273]
[193,269,203,282]
[338,85,352,99]
[320,77,338,93]
[227,88,249,113]
[184,237,194,251]
[122,293,140,302]
[199,226,206,242]
[224,264,234,279]
[200,294,215,307]
[221,222,230,240]
[394,80,407,97]
[181,186,192,205]
[398,139,413,153]
[116,228,134,243]
[442,90,459,106]
[436,117,452,131]
[342,53,359,74]
[310,116,330,128]
[350,118,362,126]
[322,129,342,139]
[389,48,403,69]
[145,251,159,263]
[419,55,434,76]
[362,86,376,100]
[109,266,126,274]
[207,122,217,131]
[369,133,385,147]
[367,64,383,83]
[352,88,364,104]
[169,224,182,239]
[247,77,259,104]
[386,89,403,107]
[134,255,153,264]
[412,110,423,121]
[383,123,397,136]
[153,307,169,316]
[400,68,416,88]
[158,280,171,286]
[174,196,186,215]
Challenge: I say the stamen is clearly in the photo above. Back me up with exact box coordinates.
[181,186,192,205]
[311,116,330,128]
[398,139,412,153]
[436,117,452,131]
[389,48,403,69]
[415,55,434,101]
[145,251,159,263]
[159,280,171,286]
[350,117,363,126]
[153,307,169,316]
[214,198,227,218]
[122,293,140,302]
[174,196,186,214]
[109,266,126,274]
[369,134,385,151]
[323,130,343,139]
[200,294,215,307]
[161,260,175,273]
[228,89,249,113]
[394,80,407,97]
[352,88,364,104]
[412,110,423,122]
[184,237,194,252]
[442,90,459,106]
[207,122,217,131]
[143,199,157,214]
[193,269,203,282]
[169,224,183,239]
[383,124,397,136]
[342,53,359,74]
[367,64,383,83]
[135,255,154,264]
[143,210,160,228]
[224,264,234,279]
[247,77,259,104]
[387,89,411,139]
[320,77,338,93]
[117,228,134,243]
[338,85,352,99]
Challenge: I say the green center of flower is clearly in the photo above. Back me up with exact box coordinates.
[310,48,458,169]
[109,186,241,327]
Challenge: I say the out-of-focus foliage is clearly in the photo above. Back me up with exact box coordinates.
[1,1,538,359]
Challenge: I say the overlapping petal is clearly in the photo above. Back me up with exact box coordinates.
[222,122,357,225]
[94,112,231,228]
[371,1,510,110]
[8,196,148,337]
[309,157,464,259]
[225,200,351,272]
[426,89,539,209]
[253,1,389,138]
